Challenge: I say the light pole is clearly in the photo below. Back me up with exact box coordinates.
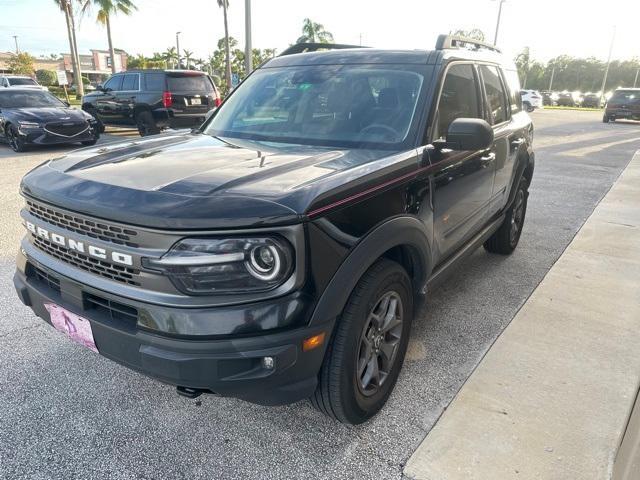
[244,0,252,75]
[175,31,181,69]
[634,69,639,88]
[599,26,616,104]
[493,0,506,45]
[12,35,19,54]
[548,66,556,91]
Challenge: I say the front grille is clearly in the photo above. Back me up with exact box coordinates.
[44,121,88,137]
[26,200,139,248]
[28,264,61,293]
[85,293,138,323]
[34,236,141,286]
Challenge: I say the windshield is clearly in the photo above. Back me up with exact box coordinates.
[0,90,65,108]
[7,77,37,86]
[205,65,425,149]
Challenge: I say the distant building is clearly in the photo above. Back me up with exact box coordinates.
[0,49,128,84]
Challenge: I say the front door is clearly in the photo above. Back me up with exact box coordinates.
[95,74,123,123]
[429,63,495,262]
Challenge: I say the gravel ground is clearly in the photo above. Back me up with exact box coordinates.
[0,112,638,480]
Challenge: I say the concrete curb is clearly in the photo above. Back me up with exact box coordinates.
[404,151,640,480]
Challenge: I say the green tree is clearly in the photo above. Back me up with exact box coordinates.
[80,0,137,74]
[162,47,178,69]
[296,18,334,43]
[183,49,194,69]
[217,0,232,89]
[8,52,35,75]
[36,69,57,86]
[54,0,83,96]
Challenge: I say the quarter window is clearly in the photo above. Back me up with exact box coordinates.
[503,69,522,113]
[145,73,166,91]
[480,65,508,124]
[435,64,481,140]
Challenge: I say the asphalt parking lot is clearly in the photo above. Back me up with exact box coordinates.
[0,111,638,480]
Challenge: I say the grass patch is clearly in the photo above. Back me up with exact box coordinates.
[543,106,603,112]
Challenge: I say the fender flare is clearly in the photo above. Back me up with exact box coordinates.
[308,215,432,327]
[506,147,534,209]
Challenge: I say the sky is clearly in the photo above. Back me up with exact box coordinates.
[0,0,638,64]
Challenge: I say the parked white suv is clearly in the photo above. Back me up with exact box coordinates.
[520,89,543,112]
[0,75,47,90]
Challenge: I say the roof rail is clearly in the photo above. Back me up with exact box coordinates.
[279,42,366,56]
[435,34,501,54]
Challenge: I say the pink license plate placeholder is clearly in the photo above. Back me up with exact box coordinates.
[45,303,98,353]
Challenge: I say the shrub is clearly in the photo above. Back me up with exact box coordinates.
[36,69,57,86]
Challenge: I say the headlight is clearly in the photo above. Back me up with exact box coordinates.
[143,236,294,295]
[18,121,40,129]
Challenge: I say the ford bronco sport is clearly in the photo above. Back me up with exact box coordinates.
[15,36,534,424]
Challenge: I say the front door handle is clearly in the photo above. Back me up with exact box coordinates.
[480,152,495,167]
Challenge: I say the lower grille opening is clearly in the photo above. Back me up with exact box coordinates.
[85,293,138,323]
[27,264,61,293]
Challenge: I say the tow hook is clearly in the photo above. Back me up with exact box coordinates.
[176,386,209,399]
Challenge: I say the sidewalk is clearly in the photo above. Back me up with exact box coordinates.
[404,151,640,480]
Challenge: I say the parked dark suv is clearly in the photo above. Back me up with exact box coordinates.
[82,69,221,136]
[15,36,534,424]
[603,88,640,122]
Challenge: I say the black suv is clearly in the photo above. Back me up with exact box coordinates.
[15,36,534,424]
[82,69,221,136]
[603,88,640,122]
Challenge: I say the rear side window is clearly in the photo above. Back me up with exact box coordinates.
[144,73,166,91]
[104,75,123,91]
[167,74,213,93]
[8,77,37,86]
[503,69,522,113]
[480,65,508,124]
[435,64,481,139]
[121,73,139,91]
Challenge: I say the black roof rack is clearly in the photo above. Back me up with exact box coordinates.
[279,42,366,56]
[435,34,501,54]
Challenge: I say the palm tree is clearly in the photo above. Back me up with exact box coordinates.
[162,47,178,69]
[54,0,84,96]
[80,0,137,74]
[217,0,232,89]
[296,18,334,44]
[183,49,194,70]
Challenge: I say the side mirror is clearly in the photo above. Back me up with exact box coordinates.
[97,84,104,92]
[63,101,70,107]
[444,118,494,151]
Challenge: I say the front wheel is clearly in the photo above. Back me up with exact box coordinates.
[484,177,529,255]
[6,125,27,152]
[310,259,413,424]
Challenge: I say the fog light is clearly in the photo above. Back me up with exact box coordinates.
[262,356,275,370]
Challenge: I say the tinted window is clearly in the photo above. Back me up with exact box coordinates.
[104,75,123,91]
[480,65,508,124]
[121,73,139,91]
[167,74,213,92]
[206,65,424,149]
[503,69,522,113]
[435,64,480,139]
[0,90,64,108]
[610,90,640,104]
[8,77,37,86]
[145,73,165,91]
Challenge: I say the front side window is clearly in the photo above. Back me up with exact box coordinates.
[480,65,508,124]
[103,75,123,91]
[434,64,480,140]
[205,65,425,149]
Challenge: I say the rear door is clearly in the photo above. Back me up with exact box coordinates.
[165,72,215,115]
[429,63,496,262]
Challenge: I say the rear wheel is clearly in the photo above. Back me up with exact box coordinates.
[135,110,160,137]
[523,101,534,113]
[6,125,26,152]
[602,114,610,123]
[484,177,529,255]
[311,259,413,424]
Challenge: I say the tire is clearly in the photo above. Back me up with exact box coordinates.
[135,110,160,137]
[6,125,27,152]
[81,137,99,146]
[484,177,529,255]
[523,102,534,113]
[310,258,413,424]
[84,107,105,133]
[602,115,609,123]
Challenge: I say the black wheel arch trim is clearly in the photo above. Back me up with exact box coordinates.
[308,215,432,327]
[506,147,534,210]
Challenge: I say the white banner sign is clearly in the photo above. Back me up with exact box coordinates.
[56,70,68,86]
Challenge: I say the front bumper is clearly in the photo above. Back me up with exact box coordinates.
[14,251,329,406]
[19,125,98,145]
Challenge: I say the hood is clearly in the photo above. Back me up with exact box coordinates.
[8,107,89,123]
[21,132,396,229]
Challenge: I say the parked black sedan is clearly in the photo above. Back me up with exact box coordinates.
[0,88,99,152]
